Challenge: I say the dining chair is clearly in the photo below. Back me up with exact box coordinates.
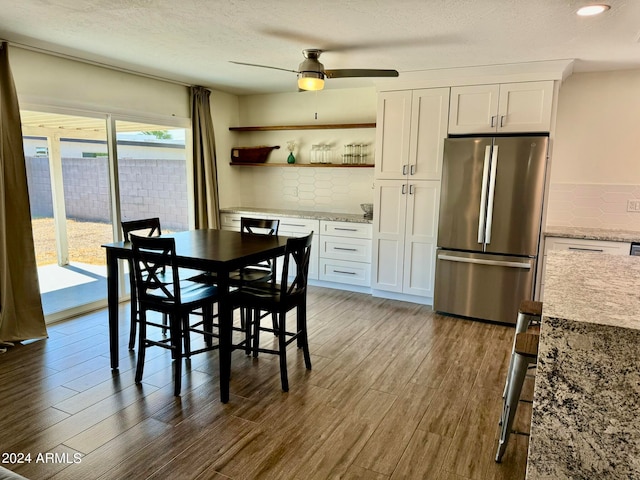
[231,232,313,392]
[130,234,220,396]
[122,218,205,350]
[233,217,280,334]
[122,218,163,350]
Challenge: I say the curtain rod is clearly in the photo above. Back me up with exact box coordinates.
[4,39,193,88]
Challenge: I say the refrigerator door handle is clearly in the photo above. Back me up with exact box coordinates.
[485,145,499,244]
[477,145,491,244]
[438,253,532,269]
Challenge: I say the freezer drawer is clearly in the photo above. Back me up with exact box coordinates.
[433,250,535,324]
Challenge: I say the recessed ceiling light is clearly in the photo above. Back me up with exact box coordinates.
[576,4,611,16]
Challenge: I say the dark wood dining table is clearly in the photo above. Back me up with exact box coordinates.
[102,228,289,403]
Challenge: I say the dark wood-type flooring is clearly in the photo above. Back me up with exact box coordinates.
[0,286,533,479]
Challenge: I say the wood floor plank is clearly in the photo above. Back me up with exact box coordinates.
[389,429,451,480]
[440,387,503,480]
[410,336,468,389]
[143,415,260,480]
[213,391,341,479]
[343,465,390,479]
[63,370,215,454]
[3,383,159,456]
[297,389,396,480]
[417,381,472,438]
[49,418,171,480]
[354,382,438,475]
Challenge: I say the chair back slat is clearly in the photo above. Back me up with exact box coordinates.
[241,217,280,236]
[240,217,280,277]
[131,235,181,305]
[280,233,313,299]
[122,217,162,242]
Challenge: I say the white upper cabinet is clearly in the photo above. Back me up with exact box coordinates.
[374,91,412,178]
[448,81,554,134]
[375,88,450,180]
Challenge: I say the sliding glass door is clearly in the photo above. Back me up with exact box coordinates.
[115,120,188,231]
[21,109,190,321]
[115,120,189,296]
[23,110,112,319]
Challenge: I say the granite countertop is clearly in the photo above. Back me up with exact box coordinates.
[545,225,640,243]
[220,207,373,224]
[526,250,640,479]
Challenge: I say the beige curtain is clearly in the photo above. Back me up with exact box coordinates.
[191,86,220,229]
[0,42,47,345]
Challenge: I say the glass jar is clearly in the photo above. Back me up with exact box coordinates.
[310,144,321,164]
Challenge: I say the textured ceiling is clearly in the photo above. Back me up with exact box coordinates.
[1,0,639,95]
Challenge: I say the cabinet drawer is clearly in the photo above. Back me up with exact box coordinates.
[277,218,318,235]
[320,236,372,263]
[319,258,371,286]
[544,237,631,255]
[320,221,372,239]
[220,213,243,230]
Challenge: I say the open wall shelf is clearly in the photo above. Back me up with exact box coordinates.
[229,123,376,132]
[229,162,374,168]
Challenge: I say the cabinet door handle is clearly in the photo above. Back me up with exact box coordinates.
[334,247,357,252]
[410,164,415,175]
[402,164,408,175]
[282,223,306,228]
[333,269,356,275]
[568,247,604,253]
[402,184,406,195]
[500,115,505,127]
[409,184,415,195]
[491,115,497,128]
[334,227,357,232]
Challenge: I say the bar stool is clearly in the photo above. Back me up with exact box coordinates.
[496,331,539,463]
[502,300,542,398]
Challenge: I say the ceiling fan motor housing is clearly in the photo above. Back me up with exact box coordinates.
[298,49,325,76]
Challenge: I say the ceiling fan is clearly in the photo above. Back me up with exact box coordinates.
[231,49,399,91]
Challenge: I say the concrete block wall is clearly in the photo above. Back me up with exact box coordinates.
[25,157,188,230]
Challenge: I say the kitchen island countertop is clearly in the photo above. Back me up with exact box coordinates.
[544,225,640,243]
[526,250,640,479]
[220,207,372,224]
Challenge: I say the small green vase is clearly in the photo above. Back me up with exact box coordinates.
[287,152,295,164]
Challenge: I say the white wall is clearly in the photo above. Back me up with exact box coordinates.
[217,87,378,213]
[546,69,640,229]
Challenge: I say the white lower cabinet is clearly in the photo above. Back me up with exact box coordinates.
[540,236,631,299]
[277,218,319,281]
[372,179,440,298]
[318,221,372,287]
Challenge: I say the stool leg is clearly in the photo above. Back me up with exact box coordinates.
[502,312,533,399]
[496,353,530,463]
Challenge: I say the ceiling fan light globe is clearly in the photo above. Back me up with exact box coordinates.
[297,73,325,91]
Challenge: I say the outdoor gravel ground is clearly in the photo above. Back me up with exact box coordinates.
[31,218,113,265]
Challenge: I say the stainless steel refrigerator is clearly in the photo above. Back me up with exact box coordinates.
[433,136,548,324]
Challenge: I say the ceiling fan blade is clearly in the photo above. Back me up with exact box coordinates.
[325,69,399,78]
[229,61,298,74]
[259,28,458,53]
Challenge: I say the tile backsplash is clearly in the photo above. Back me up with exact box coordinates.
[546,183,640,230]
[239,167,375,215]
